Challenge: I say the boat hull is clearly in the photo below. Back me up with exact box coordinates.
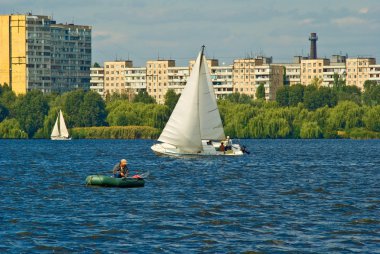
[85,175,145,188]
[151,141,244,157]
[51,137,71,140]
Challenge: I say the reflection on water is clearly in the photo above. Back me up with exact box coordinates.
[0,139,379,253]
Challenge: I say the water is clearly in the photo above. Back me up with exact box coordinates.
[0,139,379,253]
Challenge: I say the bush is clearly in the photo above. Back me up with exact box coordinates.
[70,126,160,139]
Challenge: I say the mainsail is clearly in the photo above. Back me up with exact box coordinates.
[158,46,225,152]
[59,110,69,138]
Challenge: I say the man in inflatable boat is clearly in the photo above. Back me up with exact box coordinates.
[113,159,129,178]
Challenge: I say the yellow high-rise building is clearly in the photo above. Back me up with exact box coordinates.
[300,58,330,86]
[146,60,175,104]
[0,15,27,94]
[0,13,91,95]
[103,61,133,95]
[346,58,376,90]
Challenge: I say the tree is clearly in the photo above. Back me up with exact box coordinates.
[0,84,17,117]
[224,93,252,104]
[93,62,101,68]
[363,80,380,106]
[363,105,380,132]
[0,118,28,138]
[78,91,107,127]
[0,103,9,122]
[300,121,322,139]
[14,90,49,137]
[164,89,180,112]
[288,84,304,106]
[133,90,156,104]
[275,86,289,106]
[62,89,86,128]
[332,72,346,91]
[256,83,266,100]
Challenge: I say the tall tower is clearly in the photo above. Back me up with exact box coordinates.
[309,32,318,59]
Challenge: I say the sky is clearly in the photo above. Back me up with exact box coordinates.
[2,0,380,66]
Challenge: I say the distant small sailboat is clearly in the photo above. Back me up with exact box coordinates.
[151,46,244,156]
[51,110,71,140]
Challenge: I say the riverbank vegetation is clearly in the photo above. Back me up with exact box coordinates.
[1,79,380,139]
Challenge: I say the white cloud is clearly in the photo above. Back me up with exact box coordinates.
[332,17,366,26]
[359,7,369,14]
[299,18,313,25]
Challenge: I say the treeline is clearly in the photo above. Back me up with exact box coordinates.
[0,80,380,139]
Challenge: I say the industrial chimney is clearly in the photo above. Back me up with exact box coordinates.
[309,33,318,59]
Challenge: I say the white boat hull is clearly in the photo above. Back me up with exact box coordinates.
[51,136,71,140]
[151,140,243,156]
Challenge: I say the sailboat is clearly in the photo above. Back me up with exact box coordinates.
[51,110,71,140]
[151,46,244,156]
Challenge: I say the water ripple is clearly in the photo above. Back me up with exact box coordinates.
[0,139,379,253]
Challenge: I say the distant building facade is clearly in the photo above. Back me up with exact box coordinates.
[0,13,91,94]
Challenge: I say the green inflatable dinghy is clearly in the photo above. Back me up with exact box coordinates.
[85,175,145,188]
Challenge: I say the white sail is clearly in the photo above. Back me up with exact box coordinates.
[152,47,243,156]
[199,53,226,140]
[59,110,69,138]
[158,51,203,153]
[158,47,225,152]
[51,110,70,140]
[51,114,60,138]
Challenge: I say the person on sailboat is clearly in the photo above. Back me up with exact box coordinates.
[219,142,225,153]
[113,159,129,178]
[225,136,232,150]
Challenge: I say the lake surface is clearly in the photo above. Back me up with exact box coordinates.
[0,139,379,253]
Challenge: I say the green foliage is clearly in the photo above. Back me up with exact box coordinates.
[0,84,17,117]
[93,62,101,68]
[0,103,9,122]
[133,90,156,104]
[363,80,380,106]
[347,128,380,139]
[0,118,28,138]
[223,93,252,104]
[106,101,170,130]
[289,84,304,106]
[275,86,289,106]
[363,105,380,132]
[14,90,49,138]
[327,101,364,131]
[304,85,337,110]
[62,89,86,127]
[256,84,266,100]
[78,91,107,127]
[70,126,160,139]
[61,89,107,128]
[164,89,180,112]
[300,121,322,139]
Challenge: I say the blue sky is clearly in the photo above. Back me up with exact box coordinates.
[2,0,380,66]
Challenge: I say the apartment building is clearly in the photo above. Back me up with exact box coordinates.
[125,67,146,93]
[90,66,104,96]
[103,61,132,95]
[255,65,284,100]
[0,13,91,94]
[300,58,330,86]
[346,58,376,90]
[146,60,175,104]
[167,66,189,94]
[233,58,263,96]
[369,64,380,83]
[211,65,233,98]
